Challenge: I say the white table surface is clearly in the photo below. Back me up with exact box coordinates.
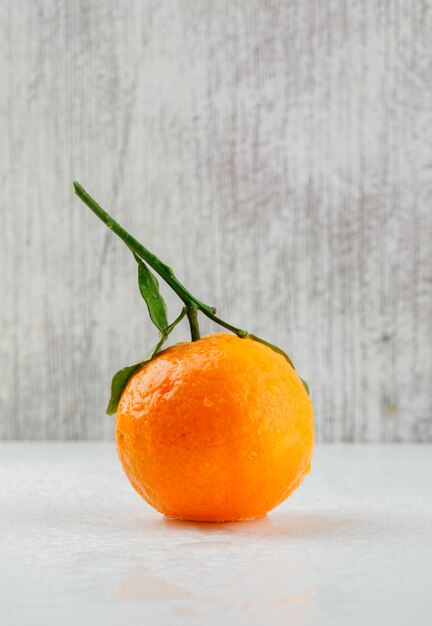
[1,443,431,626]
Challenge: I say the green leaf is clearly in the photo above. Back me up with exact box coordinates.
[105,307,189,416]
[134,254,168,333]
[106,361,143,416]
[106,339,166,415]
[300,378,310,396]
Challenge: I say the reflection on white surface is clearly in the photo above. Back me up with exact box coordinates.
[0,443,431,625]
[117,571,193,603]
[114,516,320,624]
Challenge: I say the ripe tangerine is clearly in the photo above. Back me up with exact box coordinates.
[116,332,314,522]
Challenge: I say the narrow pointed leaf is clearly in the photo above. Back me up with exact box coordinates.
[105,307,189,416]
[300,378,310,396]
[106,339,166,415]
[135,254,168,332]
[106,362,143,415]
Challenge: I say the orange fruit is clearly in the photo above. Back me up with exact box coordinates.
[116,332,314,522]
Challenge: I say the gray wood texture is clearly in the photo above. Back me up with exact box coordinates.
[1,1,431,441]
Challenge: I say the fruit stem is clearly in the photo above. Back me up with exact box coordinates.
[164,306,188,336]
[73,181,248,338]
[73,181,308,391]
[186,307,201,341]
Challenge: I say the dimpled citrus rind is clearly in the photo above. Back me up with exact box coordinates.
[116,332,314,522]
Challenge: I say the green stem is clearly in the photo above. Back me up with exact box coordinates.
[186,307,201,341]
[165,306,188,336]
[73,181,307,391]
[73,181,247,337]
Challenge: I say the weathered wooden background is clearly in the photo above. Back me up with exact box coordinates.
[1,1,431,441]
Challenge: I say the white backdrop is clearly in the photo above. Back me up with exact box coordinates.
[1,1,431,441]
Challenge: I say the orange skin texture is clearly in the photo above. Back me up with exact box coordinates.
[116,332,314,522]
